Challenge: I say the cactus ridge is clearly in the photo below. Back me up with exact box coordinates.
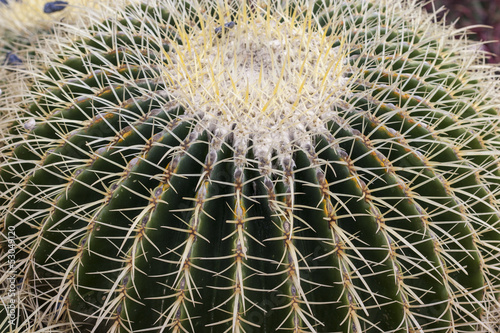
[1,0,500,332]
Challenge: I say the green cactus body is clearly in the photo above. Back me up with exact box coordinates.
[1,0,500,332]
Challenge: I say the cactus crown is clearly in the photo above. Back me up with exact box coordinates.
[1,0,500,332]
[163,3,348,169]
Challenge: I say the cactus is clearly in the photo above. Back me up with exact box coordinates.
[0,0,121,87]
[1,0,500,332]
[0,0,70,63]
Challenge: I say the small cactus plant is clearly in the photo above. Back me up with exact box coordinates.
[0,0,118,87]
[1,0,500,332]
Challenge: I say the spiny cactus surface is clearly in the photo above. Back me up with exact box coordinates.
[1,0,500,332]
[0,0,120,85]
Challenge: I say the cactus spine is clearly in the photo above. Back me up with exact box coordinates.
[1,0,500,332]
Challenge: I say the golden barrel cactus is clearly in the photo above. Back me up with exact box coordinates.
[1,0,500,332]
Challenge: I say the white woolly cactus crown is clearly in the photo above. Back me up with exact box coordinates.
[164,5,348,171]
[1,0,500,332]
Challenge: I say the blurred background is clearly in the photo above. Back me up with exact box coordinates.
[420,0,500,64]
